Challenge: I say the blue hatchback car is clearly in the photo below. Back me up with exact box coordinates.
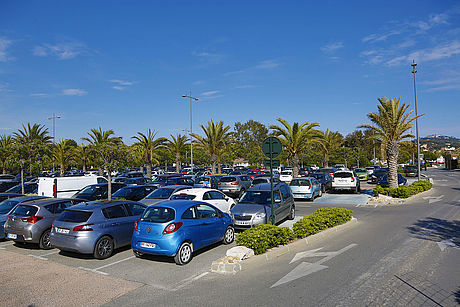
[131,200,235,265]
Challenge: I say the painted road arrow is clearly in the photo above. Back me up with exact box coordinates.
[437,238,460,251]
[422,195,444,204]
[271,243,357,288]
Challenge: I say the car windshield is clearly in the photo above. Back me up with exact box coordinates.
[78,185,101,195]
[11,205,38,217]
[0,199,19,214]
[141,207,175,223]
[220,177,236,183]
[290,179,310,186]
[239,191,281,204]
[281,171,291,175]
[170,194,196,200]
[311,173,325,179]
[355,169,366,173]
[58,210,93,223]
[145,188,175,199]
[112,187,136,198]
[406,166,417,170]
[334,172,353,178]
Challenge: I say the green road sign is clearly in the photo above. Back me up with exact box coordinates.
[264,159,280,168]
[262,137,282,158]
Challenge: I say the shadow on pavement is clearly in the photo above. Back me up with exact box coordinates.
[407,217,460,245]
[456,287,460,304]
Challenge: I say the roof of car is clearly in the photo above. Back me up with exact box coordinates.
[9,196,49,203]
[68,199,144,211]
[150,200,214,212]
[248,183,284,191]
[173,188,219,195]
[22,198,82,206]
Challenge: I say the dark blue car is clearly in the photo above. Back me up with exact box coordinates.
[131,200,234,265]
[377,173,407,186]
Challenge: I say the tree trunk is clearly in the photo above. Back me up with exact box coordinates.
[292,155,299,178]
[175,152,181,173]
[82,160,87,173]
[2,163,6,174]
[323,153,329,168]
[211,154,217,174]
[146,163,152,178]
[21,166,25,195]
[60,162,65,177]
[107,170,112,201]
[98,168,103,176]
[387,140,399,189]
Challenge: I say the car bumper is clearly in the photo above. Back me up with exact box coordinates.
[233,218,265,229]
[49,232,98,254]
[4,226,39,243]
[292,192,313,199]
[131,233,183,257]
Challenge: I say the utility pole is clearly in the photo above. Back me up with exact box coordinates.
[181,92,199,172]
[48,113,61,172]
[411,60,421,181]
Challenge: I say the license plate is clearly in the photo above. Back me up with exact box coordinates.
[7,233,17,239]
[56,228,70,234]
[235,221,251,226]
[140,242,156,248]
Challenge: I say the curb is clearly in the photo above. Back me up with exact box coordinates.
[211,217,358,275]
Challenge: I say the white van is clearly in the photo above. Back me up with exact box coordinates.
[37,176,108,198]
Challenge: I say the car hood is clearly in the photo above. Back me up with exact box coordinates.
[231,203,269,215]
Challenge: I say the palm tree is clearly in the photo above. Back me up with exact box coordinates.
[316,129,343,167]
[82,127,123,200]
[192,119,231,174]
[167,134,188,173]
[359,97,420,189]
[132,129,167,178]
[53,139,76,176]
[76,144,90,172]
[270,118,320,178]
[0,135,13,174]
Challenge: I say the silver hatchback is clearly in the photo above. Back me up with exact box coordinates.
[217,175,252,198]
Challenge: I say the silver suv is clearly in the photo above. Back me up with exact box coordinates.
[230,182,295,229]
[217,175,252,198]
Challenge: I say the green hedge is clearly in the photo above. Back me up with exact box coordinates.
[374,180,432,199]
[236,207,353,255]
[236,224,294,255]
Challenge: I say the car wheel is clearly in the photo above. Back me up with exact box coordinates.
[133,250,144,258]
[39,229,52,250]
[318,189,323,197]
[321,185,325,193]
[288,205,295,220]
[174,242,193,265]
[223,226,234,244]
[94,236,114,259]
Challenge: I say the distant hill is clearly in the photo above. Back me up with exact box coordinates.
[420,135,460,151]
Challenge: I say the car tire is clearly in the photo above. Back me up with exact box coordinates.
[133,250,144,258]
[94,236,114,259]
[288,205,295,220]
[321,185,325,193]
[318,189,323,197]
[223,226,234,244]
[174,242,193,265]
[39,229,52,250]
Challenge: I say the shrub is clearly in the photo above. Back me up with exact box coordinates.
[293,207,353,239]
[236,224,294,255]
[373,180,432,198]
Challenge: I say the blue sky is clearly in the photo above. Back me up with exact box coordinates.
[1,1,459,144]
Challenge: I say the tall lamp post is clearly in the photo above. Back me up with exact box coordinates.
[48,113,61,172]
[181,92,199,172]
[411,60,421,181]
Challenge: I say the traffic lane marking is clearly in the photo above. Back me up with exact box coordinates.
[28,250,60,260]
[78,255,136,275]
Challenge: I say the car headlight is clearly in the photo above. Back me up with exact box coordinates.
[254,212,266,219]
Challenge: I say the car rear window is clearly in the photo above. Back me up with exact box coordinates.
[58,210,93,223]
[252,178,267,185]
[11,205,38,217]
[146,188,175,199]
[141,207,175,223]
[334,172,353,178]
[0,200,19,214]
[196,177,210,183]
[170,194,196,200]
[220,177,237,183]
[281,171,292,175]
[290,179,310,186]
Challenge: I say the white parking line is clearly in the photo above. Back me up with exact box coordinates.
[0,241,14,249]
[28,250,60,261]
[174,272,209,291]
[78,255,136,276]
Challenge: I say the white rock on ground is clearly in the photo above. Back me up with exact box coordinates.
[226,246,255,260]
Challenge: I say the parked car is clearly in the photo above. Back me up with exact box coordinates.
[165,176,195,187]
[131,200,234,265]
[4,198,85,249]
[38,175,107,198]
[247,169,262,178]
[377,174,407,186]
[139,185,190,205]
[0,196,49,239]
[230,182,295,229]
[331,170,360,193]
[194,175,223,189]
[0,193,24,203]
[316,167,336,178]
[151,174,182,187]
[124,177,155,185]
[170,188,236,213]
[217,175,252,198]
[50,200,147,259]
[289,177,322,201]
[404,165,419,177]
[369,168,388,184]
[5,182,38,194]
[112,185,157,201]
[251,176,281,186]
[72,183,127,201]
[279,170,293,183]
[354,168,368,181]
[309,173,333,193]
[0,180,20,193]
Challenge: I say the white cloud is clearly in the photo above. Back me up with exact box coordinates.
[362,30,402,43]
[30,93,53,97]
[112,86,125,91]
[109,79,135,90]
[235,85,256,89]
[409,40,460,62]
[224,59,281,76]
[201,90,220,96]
[321,41,344,53]
[425,84,460,92]
[33,40,89,60]
[61,89,87,96]
[0,37,12,62]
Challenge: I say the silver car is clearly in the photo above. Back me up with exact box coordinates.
[4,198,84,249]
[50,200,147,259]
[139,185,190,206]
[217,175,252,198]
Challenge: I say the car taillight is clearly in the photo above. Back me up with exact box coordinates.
[134,219,139,231]
[218,182,221,185]
[231,182,239,185]
[163,222,183,235]
[351,177,355,182]
[21,216,44,223]
[73,224,94,231]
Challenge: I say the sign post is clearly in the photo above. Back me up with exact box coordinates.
[262,137,282,224]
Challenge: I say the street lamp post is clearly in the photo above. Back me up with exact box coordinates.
[181,92,199,172]
[48,113,61,172]
[411,60,421,181]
